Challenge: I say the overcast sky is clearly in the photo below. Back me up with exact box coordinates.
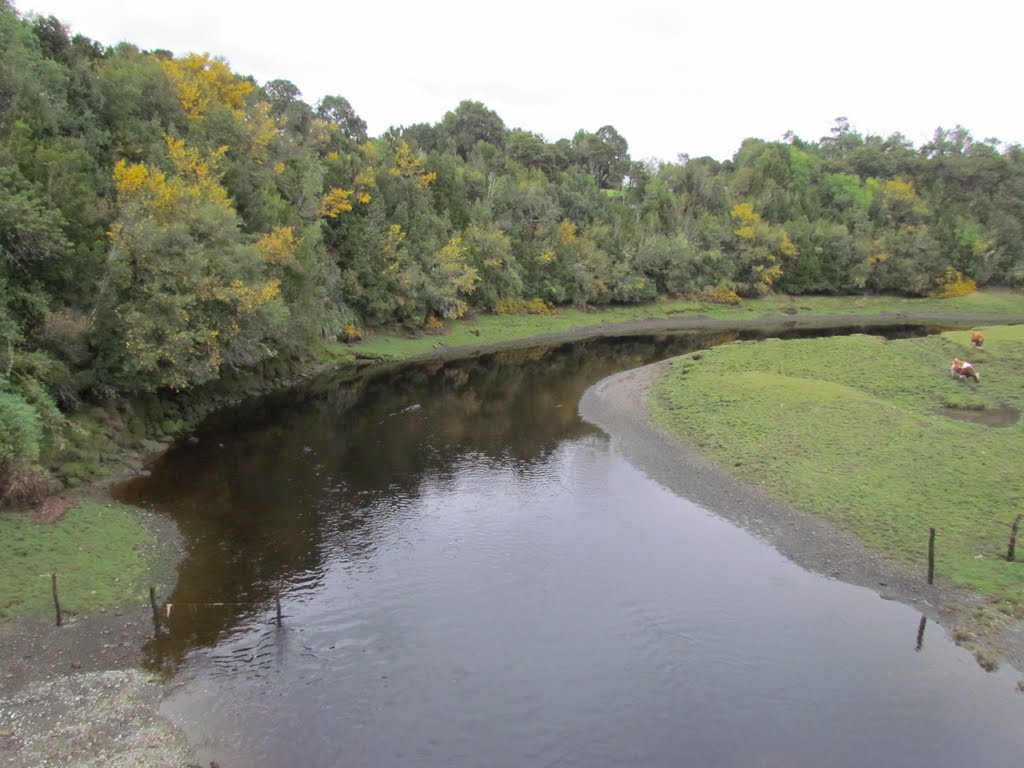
[16,0,1023,162]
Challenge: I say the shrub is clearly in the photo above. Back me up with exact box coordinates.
[0,462,57,506]
[0,391,43,465]
[929,267,977,298]
[339,324,363,343]
[494,297,557,315]
[699,285,742,305]
[35,308,92,366]
[423,315,446,332]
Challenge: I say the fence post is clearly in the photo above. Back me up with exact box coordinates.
[275,591,283,627]
[927,527,936,585]
[52,573,62,627]
[1008,514,1022,562]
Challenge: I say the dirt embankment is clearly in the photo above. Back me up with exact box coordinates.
[578,360,1024,676]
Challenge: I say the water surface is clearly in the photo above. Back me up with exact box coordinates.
[116,329,1023,767]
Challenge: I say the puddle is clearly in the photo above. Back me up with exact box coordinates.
[935,405,1021,427]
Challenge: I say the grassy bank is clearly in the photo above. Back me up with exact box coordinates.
[0,501,157,620]
[352,289,1024,360]
[650,324,1024,612]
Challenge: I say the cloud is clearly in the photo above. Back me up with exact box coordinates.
[18,0,1024,162]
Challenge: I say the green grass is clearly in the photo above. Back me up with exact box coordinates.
[650,324,1024,600]
[346,289,1024,363]
[0,501,156,620]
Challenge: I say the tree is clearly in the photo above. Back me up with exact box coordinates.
[316,95,367,145]
[728,203,797,296]
[97,139,282,391]
[634,233,726,296]
[571,125,630,189]
[462,224,522,310]
[440,100,506,160]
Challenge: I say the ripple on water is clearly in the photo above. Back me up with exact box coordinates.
[142,332,1024,768]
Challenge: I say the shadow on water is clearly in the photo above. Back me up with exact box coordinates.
[114,325,946,673]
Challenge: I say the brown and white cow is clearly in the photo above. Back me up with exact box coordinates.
[971,331,985,348]
[950,358,980,382]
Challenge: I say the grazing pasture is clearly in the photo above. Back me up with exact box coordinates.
[650,325,1024,604]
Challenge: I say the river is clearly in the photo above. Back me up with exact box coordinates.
[115,328,1023,768]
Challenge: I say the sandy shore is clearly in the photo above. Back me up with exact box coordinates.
[579,359,1024,676]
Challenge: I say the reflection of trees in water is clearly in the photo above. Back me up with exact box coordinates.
[122,326,935,672]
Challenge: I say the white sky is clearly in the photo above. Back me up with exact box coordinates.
[16,0,1024,163]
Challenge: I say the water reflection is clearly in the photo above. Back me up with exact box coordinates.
[111,324,1024,768]
[116,327,944,672]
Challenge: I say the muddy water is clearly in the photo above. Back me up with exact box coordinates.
[116,329,1023,768]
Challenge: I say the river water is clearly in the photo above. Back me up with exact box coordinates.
[115,329,1023,768]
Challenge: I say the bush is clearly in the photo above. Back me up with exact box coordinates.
[339,324,363,343]
[699,285,742,305]
[0,391,43,465]
[35,308,92,366]
[929,267,977,298]
[0,462,57,506]
[494,297,557,315]
[0,391,57,506]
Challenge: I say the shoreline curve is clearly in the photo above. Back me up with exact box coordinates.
[578,359,1024,675]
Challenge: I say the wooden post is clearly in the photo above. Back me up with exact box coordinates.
[275,591,283,627]
[52,573,62,627]
[927,527,936,585]
[915,615,927,652]
[1007,514,1022,562]
[149,587,161,633]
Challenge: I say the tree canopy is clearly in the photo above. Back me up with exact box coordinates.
[1,2,1023,499]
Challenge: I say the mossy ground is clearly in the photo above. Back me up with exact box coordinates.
[650,324,1024,609]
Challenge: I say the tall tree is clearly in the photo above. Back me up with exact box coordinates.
[96,139,282,391]
[440,100,506,160]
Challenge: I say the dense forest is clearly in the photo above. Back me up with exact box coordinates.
[1,1,1023,502]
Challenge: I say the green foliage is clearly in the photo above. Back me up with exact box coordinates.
[440,100,506,160]
[0,389,42,465]
[0,0,1023,494]
[462,224,522,311]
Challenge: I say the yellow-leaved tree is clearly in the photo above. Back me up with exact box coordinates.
[160,53,252,121]
[99,138,282,391]
[161,53,275,162]
[729,202,797,296]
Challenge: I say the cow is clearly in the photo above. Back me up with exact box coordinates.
[950,358,980,383]
[971,331,984,348]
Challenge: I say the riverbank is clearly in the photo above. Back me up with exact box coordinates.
[579,360,1024,676]
[46,290,1024,495]
[3,304,1023,766]
[0,480,197,767]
